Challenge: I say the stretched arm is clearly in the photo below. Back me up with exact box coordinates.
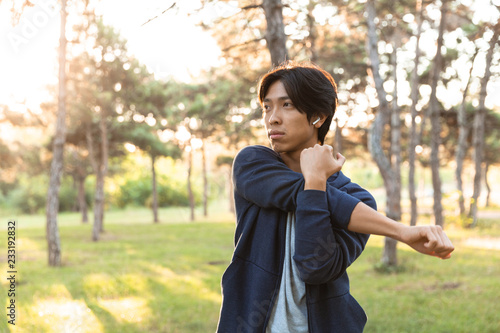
[347,202,454,259]
[300,144,455,259]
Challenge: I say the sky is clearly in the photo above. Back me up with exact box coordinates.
[0,0,223,113]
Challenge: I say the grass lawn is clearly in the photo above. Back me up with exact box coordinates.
[0,204,499,333]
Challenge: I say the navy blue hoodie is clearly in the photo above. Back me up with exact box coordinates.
[217,145,377,332]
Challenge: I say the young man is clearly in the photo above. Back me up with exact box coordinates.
[217,61,454,333]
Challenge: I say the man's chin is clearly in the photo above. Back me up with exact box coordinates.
[269,142,282,153]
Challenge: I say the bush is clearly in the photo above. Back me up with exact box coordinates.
[6,175,47,214]
[116,174,202,208]
[115,177,152,208]
[58,181,78,212]
[4,175,89,214]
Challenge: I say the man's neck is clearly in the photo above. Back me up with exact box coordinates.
[279,151,302,173]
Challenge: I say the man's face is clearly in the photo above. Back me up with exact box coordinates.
[262,80,318,156]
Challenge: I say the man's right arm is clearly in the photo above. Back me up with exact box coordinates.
[232,145,304,212]
[233,146,368,231]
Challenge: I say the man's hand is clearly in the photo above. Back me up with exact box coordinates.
[300,144,345,191]
[397,225,455,259]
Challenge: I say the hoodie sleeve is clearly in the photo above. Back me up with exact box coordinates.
[232,145,374,230]
[293,190,371,284]
[293,182,377,284]
[232,145,304,212]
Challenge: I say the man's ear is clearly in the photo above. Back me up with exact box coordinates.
[312,114,327,127]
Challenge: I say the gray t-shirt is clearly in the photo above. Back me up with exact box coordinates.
[266,212,308,332]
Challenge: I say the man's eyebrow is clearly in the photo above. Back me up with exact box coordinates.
[263,96,291,102]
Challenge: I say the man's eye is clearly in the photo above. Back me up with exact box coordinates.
[284,102,293,107]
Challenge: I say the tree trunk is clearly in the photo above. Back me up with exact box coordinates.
[306,1,318,63]
[202,138,208,217]
[385,40,402,266]
[262,0,288,66]
[92,169,105,241]
[469,25,499,226]
[456,48,478,216]
[485,161,491,207]
[151,154,159,223]
[187,141,195,222]
[88,108,109,241]
[71,175,78,212]
[46,0,67,267]
[365,0,400,267]
[408,0,423,226]
[390,41,402,224]
[77,174,88,223]
[428,0,447,227]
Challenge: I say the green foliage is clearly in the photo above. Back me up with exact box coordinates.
[114,174,201,208]
[114,177,151,208]
[57,180,78,212]
[216,155,234,167]
[2,175,93,214]
[0,178,17,198]
[6,175,47,214]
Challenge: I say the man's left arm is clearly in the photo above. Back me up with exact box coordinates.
[346,202,454,259]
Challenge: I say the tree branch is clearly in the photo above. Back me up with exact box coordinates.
[141,2,176,27]
[222,36,265,52]
[241,4,262,10]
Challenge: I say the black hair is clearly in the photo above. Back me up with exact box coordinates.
[258,61,338,145]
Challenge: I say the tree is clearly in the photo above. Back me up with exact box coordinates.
[455,45,478,216]
[427,0,448,227]
[68,16,157,240]
[128,125,181,222]
[199,0,287,69]
[469,23,499,226]
[365,0,401,266]
[46,0,67,266]
[117,78,183,222]
[484,111,500,207]
[64,145,92,223]
[262,0,288,66]
[186,137,195,221]
[408,0,424,226]
[216,155,235,214]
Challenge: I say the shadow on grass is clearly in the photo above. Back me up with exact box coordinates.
[146,276,220,332]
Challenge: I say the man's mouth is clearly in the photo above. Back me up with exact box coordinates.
[268,130,285,140]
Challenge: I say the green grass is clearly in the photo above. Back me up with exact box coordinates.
[1,205,499,333]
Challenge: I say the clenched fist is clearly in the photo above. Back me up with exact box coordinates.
[300,144,345,191]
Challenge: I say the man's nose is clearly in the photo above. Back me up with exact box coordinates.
[268,108,281,124]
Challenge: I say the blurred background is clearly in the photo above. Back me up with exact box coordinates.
[0,0,499,332]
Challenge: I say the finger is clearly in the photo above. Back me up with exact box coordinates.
[423,227,438,251]
[336,153,346,166]
[426,226,453,259]
[323,144,334,153]
[433,227,455,259]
